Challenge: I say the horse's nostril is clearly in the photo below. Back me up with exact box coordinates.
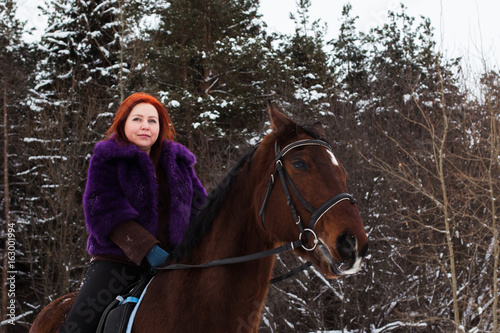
[336,234,356,261]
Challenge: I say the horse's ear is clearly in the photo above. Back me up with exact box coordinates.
[267,101,293,130]
[311,121,326,138]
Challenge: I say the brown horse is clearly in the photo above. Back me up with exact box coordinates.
[31,105,368,332]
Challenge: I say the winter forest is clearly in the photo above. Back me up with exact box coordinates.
[0,0,499,331]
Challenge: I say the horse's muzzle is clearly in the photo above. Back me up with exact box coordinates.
[317,234,368,277]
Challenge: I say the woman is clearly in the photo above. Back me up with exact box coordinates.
[60,92,207,332]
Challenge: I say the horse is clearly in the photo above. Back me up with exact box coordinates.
[30,104,369,332]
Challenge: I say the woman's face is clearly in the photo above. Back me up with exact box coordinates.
[124,103,160,155]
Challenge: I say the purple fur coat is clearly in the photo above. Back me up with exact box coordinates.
[83,136,207,258]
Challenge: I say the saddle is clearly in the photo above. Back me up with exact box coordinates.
[96,272,153,333]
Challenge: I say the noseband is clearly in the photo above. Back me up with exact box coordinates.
[259,139,357,251]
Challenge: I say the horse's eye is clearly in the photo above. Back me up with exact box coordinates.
[292,159,307,170]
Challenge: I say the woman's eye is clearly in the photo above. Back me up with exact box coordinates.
[292,159,307,170]
[149,119,157,123]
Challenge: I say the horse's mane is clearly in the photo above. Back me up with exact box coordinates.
[170,122,325,262]
[170,144,259,262]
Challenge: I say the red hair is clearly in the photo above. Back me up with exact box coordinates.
[107,92,176,165]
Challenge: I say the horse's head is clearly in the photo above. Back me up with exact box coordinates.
[255,104,368,279]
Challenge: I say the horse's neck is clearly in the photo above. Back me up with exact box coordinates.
[191,160,276,290]
[137,153,275,332]
[178,166,275,330]
[198,169,273,262]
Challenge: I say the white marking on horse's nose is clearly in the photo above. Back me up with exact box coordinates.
[327,150,339,166]
[338,239,363,275]
[341,256,362,275]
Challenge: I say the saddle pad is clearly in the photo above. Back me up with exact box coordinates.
[96,274,154,333]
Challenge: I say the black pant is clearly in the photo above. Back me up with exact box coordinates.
[59,260,143,333]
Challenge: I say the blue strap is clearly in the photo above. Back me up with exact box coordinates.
[125,277,154,333]
[117,296,139,306]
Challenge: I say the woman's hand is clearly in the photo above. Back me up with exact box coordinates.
[146,245,169,269]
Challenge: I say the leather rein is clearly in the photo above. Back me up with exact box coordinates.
[158,139,357,284]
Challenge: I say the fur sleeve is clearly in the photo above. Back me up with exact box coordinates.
[83,153,140,246]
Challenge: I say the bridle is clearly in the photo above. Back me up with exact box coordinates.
[259,139,357,251]
[159,138,358,283]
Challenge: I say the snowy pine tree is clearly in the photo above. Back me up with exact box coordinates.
[329,3,369,102]
[137,0,273,151]
[23,0,128,300]
[271,0,332,120]
[1,0,34,328]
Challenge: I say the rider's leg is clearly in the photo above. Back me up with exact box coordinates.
[59,260,142,333]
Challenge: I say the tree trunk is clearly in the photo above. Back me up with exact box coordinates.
[436,65,462,332]
[485,87,499,333]
[118,0,125,102]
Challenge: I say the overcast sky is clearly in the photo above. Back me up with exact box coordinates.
[15,0,499,71]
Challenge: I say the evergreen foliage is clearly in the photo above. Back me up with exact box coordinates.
[0,0,498,332]
[1,1,35,329]
[136,0,272,150]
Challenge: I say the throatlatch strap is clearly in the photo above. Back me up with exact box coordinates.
[259,171,276,230]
